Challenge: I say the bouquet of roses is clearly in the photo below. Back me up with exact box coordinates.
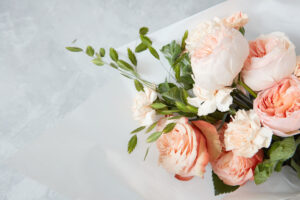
[66,12,300,195]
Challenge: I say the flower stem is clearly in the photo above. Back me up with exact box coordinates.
[238,74,257,98]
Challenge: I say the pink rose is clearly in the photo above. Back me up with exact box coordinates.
[186,18,249,91]
[156,117,209,180]
[223,11,248,29]
[242,32,296,91]
[212,150,263,186]
[254,76,300,136]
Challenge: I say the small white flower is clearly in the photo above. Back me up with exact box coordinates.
[132,87,157,126]
[187,85,233,116]
[224,109,273,158]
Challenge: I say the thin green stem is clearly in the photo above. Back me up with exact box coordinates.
[238,75,257,98]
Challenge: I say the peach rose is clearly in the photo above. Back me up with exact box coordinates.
[212,150,263,186]
[224,110,272,158]
[242,32,296,91]
[156,117,209,180]
[186,18,249,91]
[223,11,248,29]
[294,56,300,78]
[254,76,300,137]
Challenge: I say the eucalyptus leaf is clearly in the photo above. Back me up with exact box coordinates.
[127,48,137,66]
[146,121,158,133]
[92,57,104,66]
[151,103,167,110]
[163,123,176,134]
[144,147,150,161]
[109,48,119,62]
[128,135,137,154]
[157,109,180,115]
[140,35,152,47]
[149,46,160,59]
[100,48,105,57]
[131,126,146,134]
[66,46,83,52]
[181,30,188,50]
[139,27,149,35]
[135,43,148,53]
[117,60,134,72]
[86,46,95,57]
[147,131,162,143]
[110,62,118,69]
[134,79,144,92]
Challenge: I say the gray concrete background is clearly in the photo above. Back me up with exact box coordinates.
[0,0,224,199]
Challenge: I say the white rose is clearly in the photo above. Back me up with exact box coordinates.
[132,87,157,126]
[187,85,233,116]
[224,109,273,158]
[242,32,296,91]
[186,18,249,91]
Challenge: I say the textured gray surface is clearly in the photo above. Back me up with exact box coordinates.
[0,0,224,199]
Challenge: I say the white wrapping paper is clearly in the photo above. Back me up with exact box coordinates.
[8,0,300,199]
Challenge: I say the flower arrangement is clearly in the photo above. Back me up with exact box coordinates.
[66,12,300,195]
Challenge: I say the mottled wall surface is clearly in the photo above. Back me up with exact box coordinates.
[0,0,223,199]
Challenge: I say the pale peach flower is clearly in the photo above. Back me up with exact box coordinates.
[242,32,296,91]
[223,12,248,29]
[212,150,263,186]
[294,56,300,78]
[156,117,209,179]
[254,76,300,137]
[132,87,157,126]
[186,18,249,91]
[224,109,272,158]
[187,85,233,116]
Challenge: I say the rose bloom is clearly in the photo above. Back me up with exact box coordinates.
[254,76,300,137]
[156,117,209,180]
[187,85,233,116]
[212,150,263,186]
[186,18,249,91]
[242,32,296,91]
[224,109,273,158]
[132,87,157,126]
[223,11,248,29]
[294,56,300,78]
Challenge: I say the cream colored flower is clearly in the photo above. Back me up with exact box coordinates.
[187,85,233,116]
[223,11,248,29]
[186,18,249,91]
[294,56,300,78]
[224,109,273,158]
[132,87,157,126]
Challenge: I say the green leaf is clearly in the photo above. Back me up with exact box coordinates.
[139,27,149,35]
[254,160,274,184]
[128,135,137,154]
[157,109,180,115]
[110,62,118,69]
[66,46,83,52]
[92,57,104,66]
[157,82,176,93]
[144,147,150,161]
[109,48,119,62]
[239,27,245,35]
[175,101,189,112]
[174,64,181,81]
[148,46,160,59]
[135,43,148,53]
[212,171,239,196]
[140,35,152,47]
[117,60,134,72]
[269,137,296,162]
[274,160,284,172]
[86,46,95,57]
[163,123,176,134]
[131,126,146,134]
[160,41,181,66]
[127,48,137,66]
[291,159,300,178]
[168,115,182,120]
[181,30,188,50]
[151,103,167,110]
[100,48,105,57]
[134,79,144,92]
[147,131,162,143]
[146,121,158,133]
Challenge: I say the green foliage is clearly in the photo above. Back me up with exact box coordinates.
[146,121,158,133]
[147,131,162,143]
[117,60,134,72]
[92,57,104,66]
[100,48,105,57]
[134,79,144,91]
[149,46,160,59]
[128,135,137,153]
[162,123,176,134]
[181,30,188,50]
[66,47,83,52]
[212,171,239,196]
[139,27,149,35]
[239,27,245,35]
[127,48,137,66]
[144,147,150,161]
[160,40,181,66]
[131,126,146,134]
[86,46,95,57]
[135,43,148,53]
[109,48,119,62]
[151,103,167,110]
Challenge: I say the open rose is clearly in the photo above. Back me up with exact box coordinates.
[294,56,300,78]
[242,32,296,91]
[132,87,157,126]
[254,76,300,137]
[156,117,209,180]
[223,11,248,29]
[186,18,249,91]
[212,150,263,186]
